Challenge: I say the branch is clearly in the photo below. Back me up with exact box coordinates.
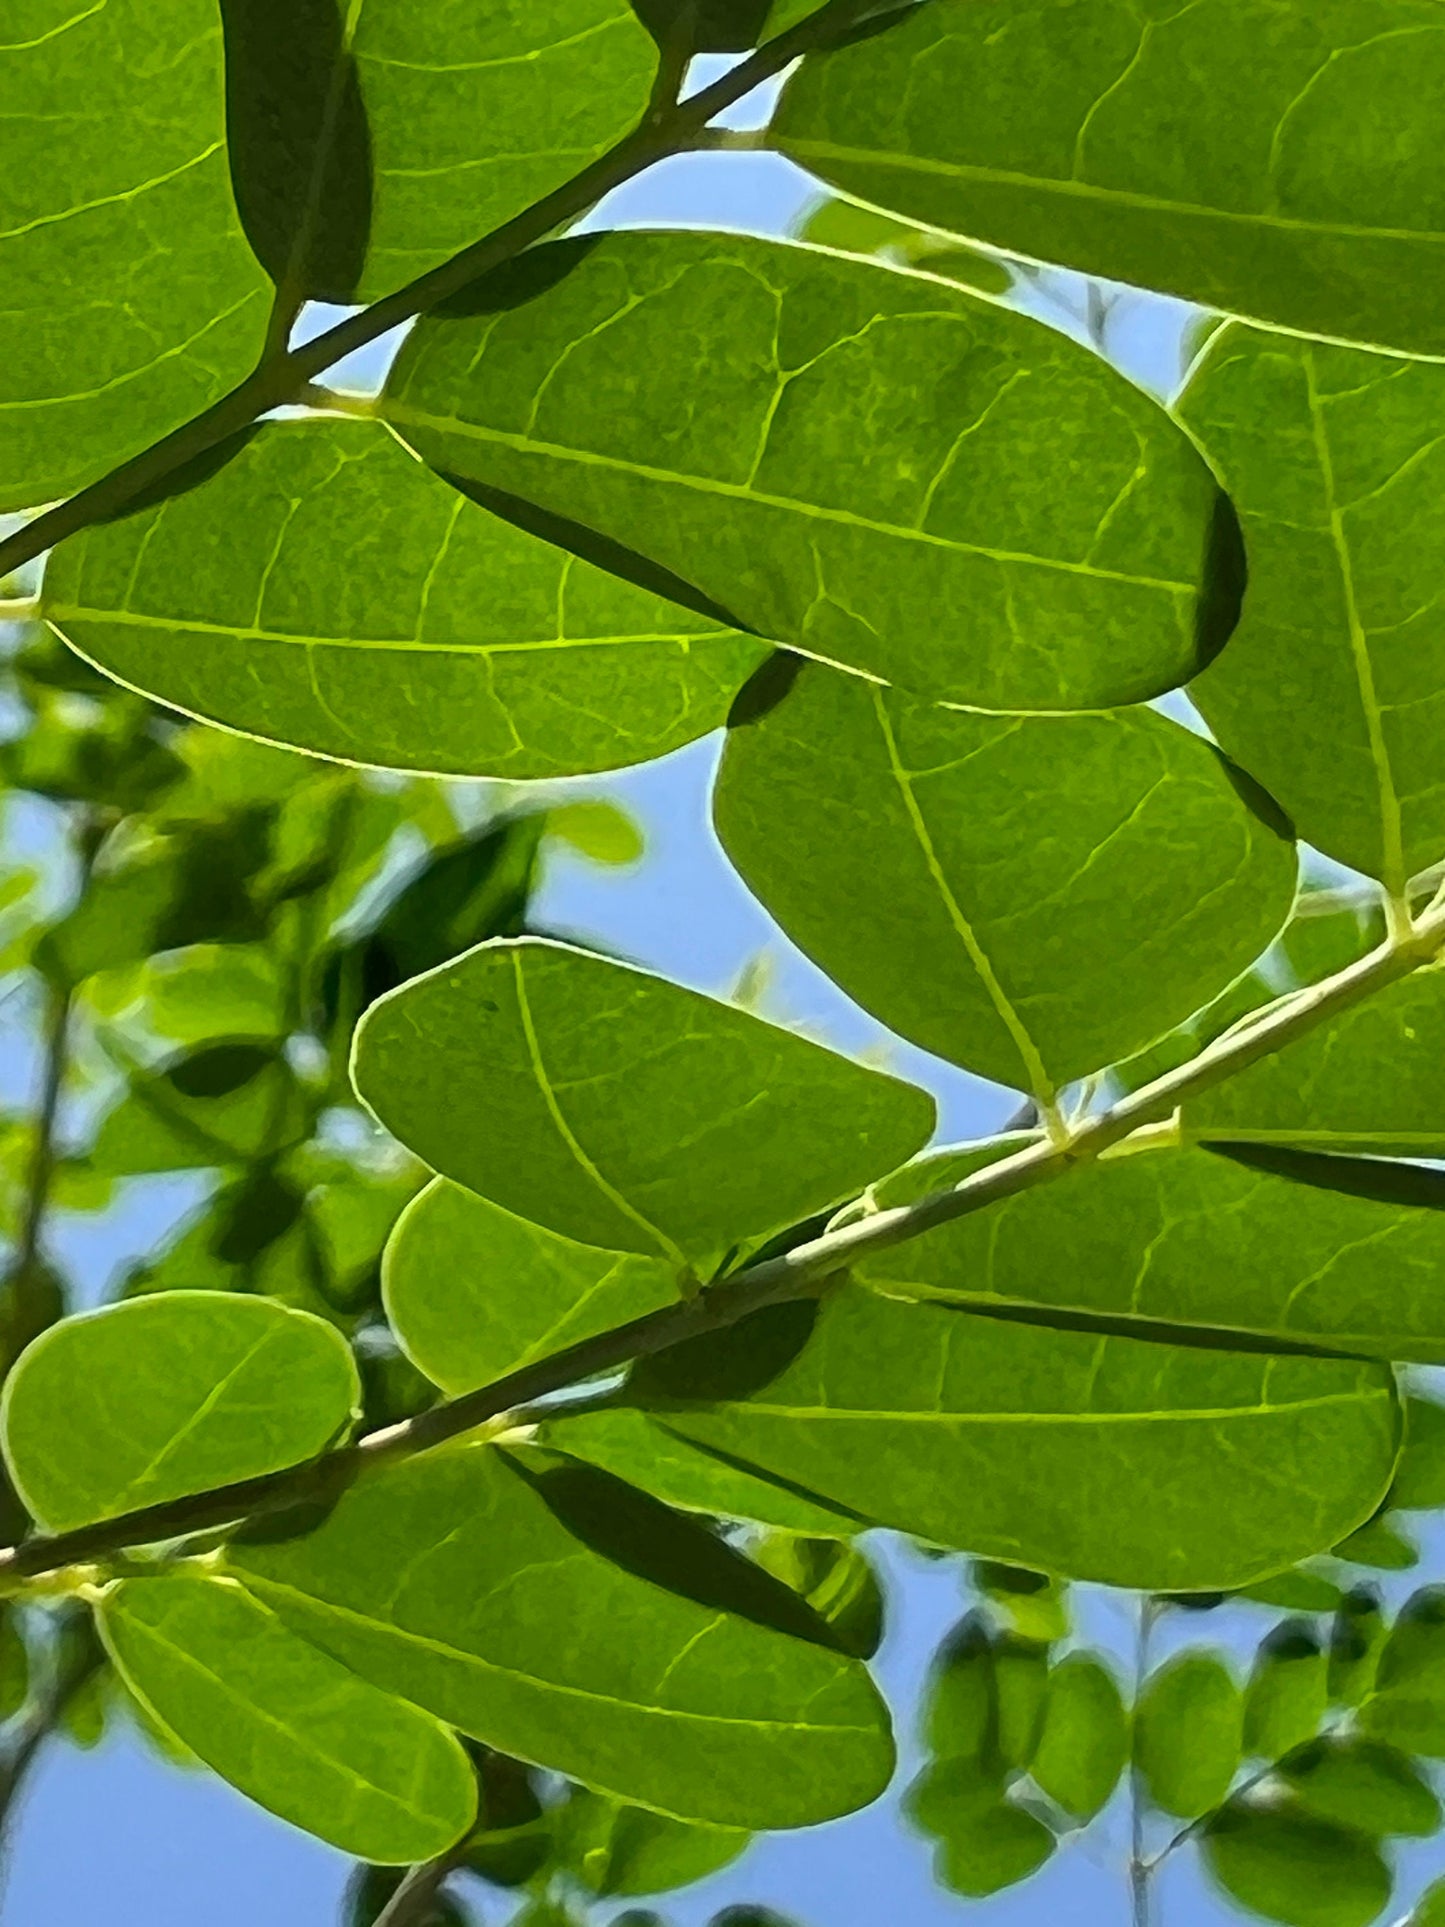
[371,1848,466,1927]
[0,0,882,585]
[0,893,1441,1588]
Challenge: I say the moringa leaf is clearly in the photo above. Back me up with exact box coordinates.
[0,0,271,509]
[1393,1398,1445,1511]
[858,1143,1445,1361]
[383,230,1235,711]
[1,1293,359,1532]
[556,1789,749,1898]
[1281,1735,1440,1841]
[1030,1654,1128,1820]
[352,936,933,1272]
[715,660,1296,1095]
[229,1443,894,1828]
[223,0,657,306]
[1136,1652,1242,1820]
[383,1180,679,1394]
[43,420,765,779]
[1203,1801,1391,1927]
[773,0,1445,357]
[1361,1587,1445,1755]
[1179,326,1445,888]
[626,1293,1400,1591]
[100,1573,476,1861]
[1243,1623,1328,1762]
[1186,969,1445,1153]
[539,1402,865,1536]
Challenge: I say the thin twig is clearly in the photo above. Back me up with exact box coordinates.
[1129,1597,1159,1927]
[0,894,1441,1588]
[0,0,882,586]
[371,1848,466,1927]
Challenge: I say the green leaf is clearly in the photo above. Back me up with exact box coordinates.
[1030,1654,1127,1820]
[1186,970,1445,1153]
[99,1574,476,1861]
[383,1180,678,1395]
[1409,1879,1445,1927]
[1135,1651,1242,1820]
[1362,1587,1445,1754]
[625,1293,1400,1591]
[749,1535,883,1659]
[0,0,270,509]
[383,230,1235,711]
[88,1045,309,1174]
[1334,1516,1417,1571]
[992,1636,1048,1771]
[1239,1569,1343,1615]
[539,1403,864,1536]
[547,800,645,868]
[923,1612,996,1764]
[1,1293,359,1532]
[229,1443,894,1828]
[860,1143,1445,1362]
[1243,1623,1328,1761]
[715,661,1296,1094]
[0,1608,29,1721]
[1179,326,1445,887]
[1203,1803,1391,1927]
[223,0,657,305]
[970,1561,1069,1644]
[1329,1588,1387,1708]
[558,1791,748,1897]
[773,0,1445,357]
[1281,1735,1441,1841]
[352,936,933,1272]
[906,1764,1055,1898]
[44,420,765,779]
[1393,1398,1445,1510]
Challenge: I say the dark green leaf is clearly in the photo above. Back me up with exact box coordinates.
[100,1574,477,1861]
[1,1293,358,1531]
[749,1535,884,1659]
[558,1791,748,1897]
[383,230,1234,710]
[1362,1587,1445,1754]
[906,1762,1055,1897]
[923,1612,995,1764]
[1282,1735,1440,1840]
[0,0,270,508]
[1334,1517,1417,1571]
[0,1608,29,1721]
[353,936,933,1273]
[230,1443,894,1828]
[89,1047,309,1176]
[1203,1802,1391,1927]
[1180,326,1445,886]
[861,1143,1445,1362]
[1135,1651,1242,1819]
[45,420,764,778]
[774,0,1445,356]
[1031,1653,1127,1819]
[1243,1623,1328,1761]
[383,1180,678,1394]
[716,663,1294,1094]
[627,1293,1400,1590]
[1329,1588,1387,1708]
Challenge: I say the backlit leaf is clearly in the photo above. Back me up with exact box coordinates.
[1,1293,358,1532]
[44,420,765,779]
[1031,1654,1127,1820]
[1281,1735,1440,1840]
[716,660,1296,1094]
[1136,1652,1242,1820]
[1243,1623,1328,1762]
[625,1293,1400,1591]
[1362,1587,1445,1755]
[1203,1802,1391,1927]
[383,230,1235,711]
[230,1443,894,1828]
[100,1573,476,1861]
[774,0,1445,356]
[352,936,933,1272]
[0,0,270,508]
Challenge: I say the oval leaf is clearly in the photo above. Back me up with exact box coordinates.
[44,420,764,778]
[716,660,1296,1094]
[626,1294,1400,1591]
[1,1294,359,1532]
[0,0,270,508]
[1179,325,1445,887]
[1243,1623,1328,1762]
[382,230,1234,711]
[100,1574,476,1861]
[773,0,1445,357]
[859,1144,1445,1361]
[229,1444,894,1829]
[1362,1586,1445,1755]
[1136,1652,1243,1820]
[352,936,934,1272]
[1203,1802,1391,1927]
[1031,1654,1128,1820]
[384,1180,679,1394]
[1281,1735,1440,1841]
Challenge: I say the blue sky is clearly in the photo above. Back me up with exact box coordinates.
[6,54,1445,1927]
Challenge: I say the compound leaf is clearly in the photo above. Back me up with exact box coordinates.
[2,1293,358,1532]
[383,230,1235,711]
[716,660,1296,1094]
[100,1573,476,1861]
[352,936,933,1272]
[44,420,764,778]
